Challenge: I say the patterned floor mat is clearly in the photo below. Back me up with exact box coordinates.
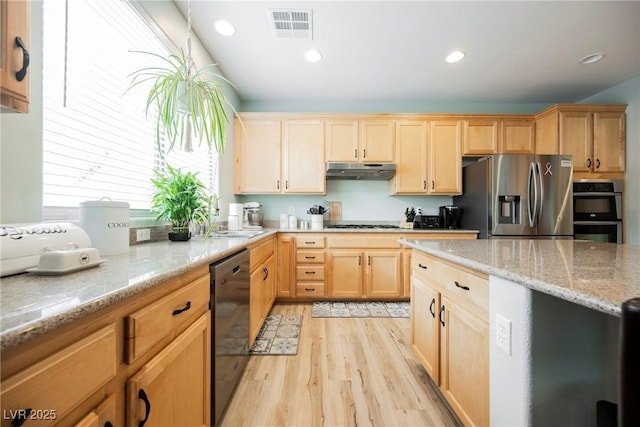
[249,314,302,355]
[312,301,411,318]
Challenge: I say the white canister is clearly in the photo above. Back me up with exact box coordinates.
[228,215,240,231]
[229,203,244,217]
[279,213,289,229]
[79,200,130,255]
[311,214,324,230]
[288,215,297,230]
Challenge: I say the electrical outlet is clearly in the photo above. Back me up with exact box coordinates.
[496,313,512,356]
[136,228,151,242]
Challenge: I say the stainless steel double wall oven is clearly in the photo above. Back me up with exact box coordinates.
[573,179,623,243]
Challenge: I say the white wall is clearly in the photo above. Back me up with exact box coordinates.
[579,76,640,244]
[0,1,43,223]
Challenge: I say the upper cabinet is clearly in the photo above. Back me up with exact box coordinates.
[429,120,462,194]
[1,0,30,113]
[535,104,626,177]
[391,120,429,194]
[325,118,395,162]
[234,116,325,194]
[462,117,535,155]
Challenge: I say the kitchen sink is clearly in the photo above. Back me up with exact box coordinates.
[212,230,266,239]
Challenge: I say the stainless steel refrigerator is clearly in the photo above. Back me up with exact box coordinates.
[454,154,573,239]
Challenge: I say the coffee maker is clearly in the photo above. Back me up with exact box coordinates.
[439,205,462,229]
[243,202,263,229]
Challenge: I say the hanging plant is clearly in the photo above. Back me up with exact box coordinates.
[127,48,237,154]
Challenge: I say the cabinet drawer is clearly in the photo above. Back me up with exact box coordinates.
[296,250,325,264]
[296,283,326,297]
[125,274,210,363]
[0,325,117,427]
[250,237,276,271]
[296,265,325,281]
[412,252,488,318]
[296,236,325,248]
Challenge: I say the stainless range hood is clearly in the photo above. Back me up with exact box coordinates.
[326,162,396,180]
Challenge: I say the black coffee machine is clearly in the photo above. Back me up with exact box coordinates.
[439,205,463,229]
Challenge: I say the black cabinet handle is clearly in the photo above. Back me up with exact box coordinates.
[429,298,436,318]
[263,267,269,281]
[171,301,191,316]
[14,36,30,82]
[354,148,358,159]
[10,408,32,427]
[363,148,366,158]
[368,256,371,266]
[439,305,445,327]
[138,389,151,427]
[305,241,316,245]
[423,180,427,190]
[454,281,470,291]
[418,263,428,270]
[587,158,592,168]
[305,256,316,259]
[358,255,362,266]
[305,271,316,275]
[105,422,114,427]
[285,180,288,189]
[596,158,601,169]
[431,180,435,190]
[276,180,280,190]
[304,288,316,292]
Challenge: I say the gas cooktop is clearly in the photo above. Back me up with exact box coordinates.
[324,224,400,229]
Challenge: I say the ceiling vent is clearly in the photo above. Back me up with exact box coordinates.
[269,9,313,39]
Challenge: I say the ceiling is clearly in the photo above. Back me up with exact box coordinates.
[175,1,640,105]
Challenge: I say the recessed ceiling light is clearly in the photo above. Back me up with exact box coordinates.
[446,50,465,63]
[304,49,322,63]
[579,53,605,65]
[214,20,236,36]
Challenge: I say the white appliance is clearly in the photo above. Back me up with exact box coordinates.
[0,223,92,277]
[228,203,243,230]
[243,202,263,229]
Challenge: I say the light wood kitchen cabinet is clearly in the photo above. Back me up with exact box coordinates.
[234,117,325,194]
[326,234,402,299]
[277,234,295,298]
[499,119,535,154]
[535,104,626,177]
[429,120,462,194]
[249,236,277,344]
[391,120,429,194]
[410,251,489,427]
[295,235,326,298]
[234,118,281,193]
[0,325,117,427]
[74,394,116,427]
[325,118,395,162]
[462,119,498,155]
[1,0,30,113]
[127,313,210,427]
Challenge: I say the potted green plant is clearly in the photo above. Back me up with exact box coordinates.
[150,164,210,241]
[128,48,236,154]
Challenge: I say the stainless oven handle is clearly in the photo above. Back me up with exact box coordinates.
[573,221,621,225]
[574,192,619,197]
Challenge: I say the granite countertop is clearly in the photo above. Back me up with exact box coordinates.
[0,230,278,350]
[400,238,640,317]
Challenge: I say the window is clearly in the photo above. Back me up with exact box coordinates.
[42,0,218,214]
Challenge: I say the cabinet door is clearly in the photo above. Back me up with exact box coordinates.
[74,394,116,427]
[439,297,489,427]
[559,111,593,172]
[0,0,30,113]
[250,262,268,344]
[127,313,210,427]
[365,251,402,298]
[263,255,277,317]
[392,120,428,194]
[593,112,625,172]
[283,120,325,193]
[328,251,363,298]
[359,120,395,162]
[429,121,462,194]
[462,119,498,155]
[277,234,295,298]
[325,120,359,161]
[410,276,440,383]
[234,119,281,193]
[500,119,535,154]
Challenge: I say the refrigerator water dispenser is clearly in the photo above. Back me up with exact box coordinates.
[498,195,520,224]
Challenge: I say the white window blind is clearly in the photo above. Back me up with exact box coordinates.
[42,0,218,212]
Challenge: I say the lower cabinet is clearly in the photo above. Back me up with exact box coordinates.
[126,313,211,427]
[0,266,212,427]
[327,250,402,298]
[249,236,277,345]
[410,251,489,427]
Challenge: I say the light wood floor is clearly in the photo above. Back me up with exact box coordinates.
[220,303,462,427]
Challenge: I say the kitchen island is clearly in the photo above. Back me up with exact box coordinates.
[401,238,639,427]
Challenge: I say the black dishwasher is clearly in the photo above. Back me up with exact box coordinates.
[210,249,250,426]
